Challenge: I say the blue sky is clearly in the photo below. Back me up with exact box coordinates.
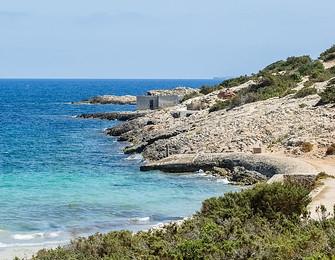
[0,0,334,79]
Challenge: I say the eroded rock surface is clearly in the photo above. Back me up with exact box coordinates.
[75,95,136,105]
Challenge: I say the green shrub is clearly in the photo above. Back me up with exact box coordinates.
[181,92,202,102]
[199,85,221,95]
[219,75,251,88]
[318,85,335,105]
[199,76,251,95]
[262,55,312,74]
[301,142,314,153]
[209,100,230,112]
[294,86,317,98]
[298,60,325,77]
[34,183,335,260]
[208,73,301,112]
[319,44,335,61]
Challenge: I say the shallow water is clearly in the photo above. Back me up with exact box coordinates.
[0,79,239,247]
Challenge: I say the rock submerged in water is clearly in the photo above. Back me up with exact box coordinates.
[207,166,267,185]
[74,95,136,105]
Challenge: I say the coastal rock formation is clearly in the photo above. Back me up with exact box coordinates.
[147,87,198,97]
[77,111,148,121]
[139,153,318,176]
[74,95,136,105]
[106,81,335,161]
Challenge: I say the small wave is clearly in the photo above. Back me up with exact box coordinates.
[130,217,150,224]
[125,154,143,161]
[196,169,207,176]
[45,231,62,238]
[217,178,230,184]
[12,231,62,241]
[12,233,44,240]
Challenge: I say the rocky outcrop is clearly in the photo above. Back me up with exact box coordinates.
[208,166,267,185]
[140,153,318,176]
[77,111,148,121]
[107,89,335,161]
[147,87,198,97]
[74,95,136,105]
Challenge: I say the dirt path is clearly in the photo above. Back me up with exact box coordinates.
[268,155,335,219]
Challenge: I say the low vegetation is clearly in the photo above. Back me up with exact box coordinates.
[199,76,252,95]
[210,72,299,112]
[318,84,335,105]
[300,142,314,153]
[181,92,202,102]
[206,45,335,112]
[294,86,317,98]
[199,84,221,95]
[262,55,312,74]
[326,144,335,156]
[319,45,335,62]
[31,182,335,260]
[219,75,251,88]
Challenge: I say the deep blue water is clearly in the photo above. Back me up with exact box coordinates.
[0,79,238,248]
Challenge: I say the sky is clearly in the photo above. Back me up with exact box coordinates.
[0,0,334,79]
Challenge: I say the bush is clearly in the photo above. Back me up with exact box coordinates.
[294,86,317,98]
[181,92,202,102]
[199,76,251,95]
[34,183,335,260]
[298,60,325,77]
[219,75,251,88]
[209,100,230,112]
[262,55,312,74]
[318,85,335,105]
[208,73,301,112]
[326,144,335,156]
[199,85,221,95]
[319,44,335,61]
[301,142,314,153]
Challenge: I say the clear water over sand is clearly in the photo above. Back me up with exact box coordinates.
[0,79,238,248]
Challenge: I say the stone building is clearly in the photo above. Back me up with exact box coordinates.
[137,95,180,110]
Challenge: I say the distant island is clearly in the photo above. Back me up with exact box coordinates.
[32,44,335,259]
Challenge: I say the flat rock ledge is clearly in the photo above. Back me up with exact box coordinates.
[77,111,148,121]
[140,153,319,178]
[73,95,136,105]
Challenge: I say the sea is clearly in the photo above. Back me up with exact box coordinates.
[0,79,239,249]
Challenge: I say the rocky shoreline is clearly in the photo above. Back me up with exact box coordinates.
[73,95,136,105]
[74,48,335,188]
[75,79,334,185]
[77,111,149,121]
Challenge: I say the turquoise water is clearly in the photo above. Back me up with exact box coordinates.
[0,79,238,248]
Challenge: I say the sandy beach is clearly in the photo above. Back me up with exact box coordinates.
[0,244,60,260]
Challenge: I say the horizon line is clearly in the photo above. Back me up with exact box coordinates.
[0,77,228,80]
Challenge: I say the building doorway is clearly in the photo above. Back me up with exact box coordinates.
[149,100,154,110]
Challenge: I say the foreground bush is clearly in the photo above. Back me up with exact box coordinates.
[31,182,335,260]
[318,84,335,105]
